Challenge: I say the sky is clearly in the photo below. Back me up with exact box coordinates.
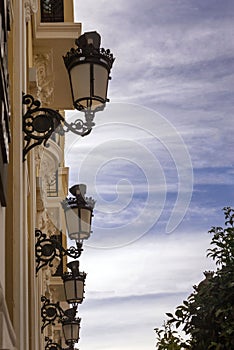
[63,1,234,349]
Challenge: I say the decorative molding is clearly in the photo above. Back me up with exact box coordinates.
[0,284,16,349]
[35,144,62,199]
[34,22,82,40]
[36,176,46,212]
[24,0,38,22]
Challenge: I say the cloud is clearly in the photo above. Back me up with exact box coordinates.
[79,230,214,295]
[75,230,215,350]
[65,102,194,237]
[78,292,178,350]
[67,1,234,349]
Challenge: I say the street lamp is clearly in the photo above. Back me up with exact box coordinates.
[22,31,114,160]
[38,184,94,342]
[62,308,81,347]
[61,184,95,242]
[35,184,94,273]
[62,261,86,306]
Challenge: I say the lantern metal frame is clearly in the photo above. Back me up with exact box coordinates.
[35,229,83,274]
[63,31,115,111]
[62,260,87,306]
[62,311,81,347]
[61,184,95,242]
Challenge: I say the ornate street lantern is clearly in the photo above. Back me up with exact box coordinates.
[22,31,115,160]
[62,308,81,347]
[61,184,95,242]
[62,261,86,306]
[63,31,115,112]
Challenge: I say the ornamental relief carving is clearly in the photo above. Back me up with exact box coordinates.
[30,51,54,106]
[24,0,38,22]
[36,152,60,230]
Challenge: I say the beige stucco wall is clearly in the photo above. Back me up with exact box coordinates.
[64,0,75,22]
[0,207,5,291]
[1,1,80,349]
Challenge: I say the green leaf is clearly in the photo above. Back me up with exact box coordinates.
[175,309,183,318]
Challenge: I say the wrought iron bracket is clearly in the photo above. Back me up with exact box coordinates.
[35,229,83,275]
[45,337,75,350]
[41,296,64,332]
[22,93,95,160]
[45,337,63,350]
[41,296,80,332]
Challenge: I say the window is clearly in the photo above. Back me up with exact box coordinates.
[40,0,64,23]
[47,170,59,197]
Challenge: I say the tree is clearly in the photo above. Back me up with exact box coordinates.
[155,207,234,350]
[154,321,190,350]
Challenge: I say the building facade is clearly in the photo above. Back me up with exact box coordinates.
[0,1,81,349]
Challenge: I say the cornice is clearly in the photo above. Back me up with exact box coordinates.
[34,22,82,40]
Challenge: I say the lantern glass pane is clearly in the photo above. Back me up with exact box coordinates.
[63,323,79,344]
[64,279,84,303]
[80,208,91,234]
[76,280,84,300]
[65,207,92,241]
[70,63,90,106]
[65,207,79,240]
[93,64,108,102]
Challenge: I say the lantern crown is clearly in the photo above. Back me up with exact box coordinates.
[63,31,115,73]
[62,184,96,211]
[62,260,87,283]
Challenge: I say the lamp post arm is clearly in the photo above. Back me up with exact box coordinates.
[45,337,63,350]
[41,296,65,332]
[45,338,75,350]
[22,94,64,160]
[62,110,95,137]
[35,229,83,275]
[22,93,94,160]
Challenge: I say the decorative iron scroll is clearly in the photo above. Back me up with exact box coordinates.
[41,296,80,332]
[45,337,63,350]
[41,296,64,331]
[35,229,83,274]
[22,93,94,160]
